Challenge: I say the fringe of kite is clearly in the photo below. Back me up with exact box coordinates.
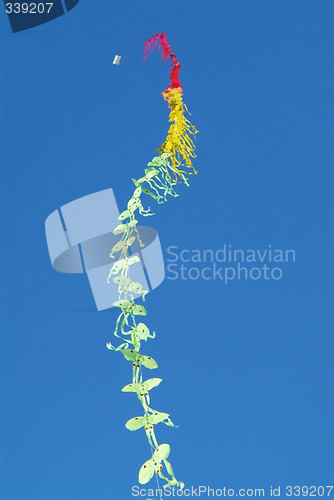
[144,33,198,183]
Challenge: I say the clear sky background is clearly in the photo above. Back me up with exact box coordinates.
[0,1,333,499]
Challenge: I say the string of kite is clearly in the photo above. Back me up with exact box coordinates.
[107,33,198,492]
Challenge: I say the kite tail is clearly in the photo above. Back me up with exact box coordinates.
[144,33,199,183]
[108,34,198,492]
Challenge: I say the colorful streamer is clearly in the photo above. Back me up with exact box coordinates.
[107,33,198,492]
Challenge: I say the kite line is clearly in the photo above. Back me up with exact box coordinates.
[106,33,198,491]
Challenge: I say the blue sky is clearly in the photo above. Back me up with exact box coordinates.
[0,1,333,499]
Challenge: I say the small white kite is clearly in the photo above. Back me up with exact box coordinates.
[113,55,121,65]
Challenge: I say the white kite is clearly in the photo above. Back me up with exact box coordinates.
[113,55,121,65]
